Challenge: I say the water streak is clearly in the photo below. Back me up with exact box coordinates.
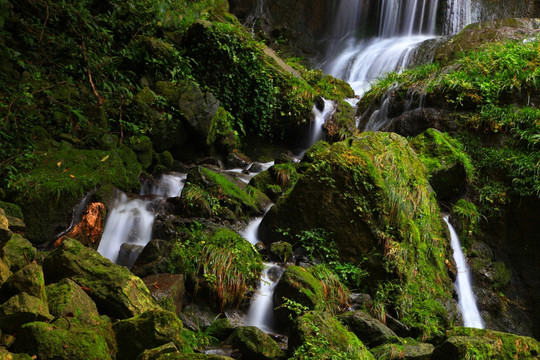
[246,263,284,332]
[444,215,484,328]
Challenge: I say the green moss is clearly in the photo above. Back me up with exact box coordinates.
[46,278,100,322]
[450,199,481,247]
[0,201,23,220]
[227,326,286,360]
[0,234,37,272]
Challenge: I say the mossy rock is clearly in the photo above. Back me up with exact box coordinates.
[225,326,286,360]
[269,241,293,263]
[0,201,23,220]
[0,234,37,272]
[273,265,324,325]
[11,142,141,244]
[0,292,53,333]
[46,278,99,322]
[323,99,357,142]
[113,309,188,360]
[371,338,434,360]
[338,310,398,348]
[0,209,11,245]
[249,163,298,202]
[42,238,158,319]
[205,317,235,341]
[150,354,234,360]
[0,348,33,360]
[0,262,46,303]
[260,132,454,337]
[410,129,474,201]
[432,327,540,360]
[180,166,267,221]
[14,316,116,360]
[136,342,180,360]
[128,135,154,170]
[0,258,11,287]
[289,311,374,359]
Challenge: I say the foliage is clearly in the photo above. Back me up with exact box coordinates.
[169,225,263,310]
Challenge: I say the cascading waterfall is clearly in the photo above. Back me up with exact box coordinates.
[98,173,187,268]
[444,215,484,328]
[309,98,335,147]
[443,0,477,35]
[324,0,439,96]
[246,263,284,333]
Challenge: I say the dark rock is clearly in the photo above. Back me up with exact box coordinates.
[117,243,144,269]
[0,234,37,272]
[180,302,220,331]
[0,209,12,246]
[206,318,235,341]
[137,342,180,360]
[142,274,184,315]
[348,293,373,310]
[385,315,411,338]
[371,340,434,360]
[0,292,53,333]
[247,162,264,173]
[380,108,456,137]
[43,238,158,319]
[226,150,251,169]
[131,239,174,278]
[338,310,397,347]
[113,309,187,360]
[225,326,286,360]
[0,262,46,303]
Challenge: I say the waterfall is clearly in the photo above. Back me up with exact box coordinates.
[324,0,439,96]
[246,263,284,333]
[98,173,187,268]
[309,98,335,147]
[444,215,484,328]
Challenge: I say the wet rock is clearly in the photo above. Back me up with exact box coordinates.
[348,293,373,310]
[0,292,53,333]
[142,274,184,315]
[206,318,235,341]
[338,310,397,347]
[43,238,158,319]
[54,202,105,249]
[117,243,144,268]
[46,278,99,322]
[268,242,293,263]
[386,314,411,338]
[226,150,251,169]
[137,342,180,360]
[371,340,434,360]
[225,326,286,360]
[113,309,187,360]
[289,311,374,359]
[180,302,220,331]
[14,317,116,360]
[0,262,46,302]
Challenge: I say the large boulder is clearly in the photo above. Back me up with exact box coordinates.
[289,311,374,359]
[260,133,454,337]
[371,339,434,360]
[14,317,116,360]
[43,238,158,319]
[0,234,37,272]
[142,274,184,315]
[112,309,188,360]
[0,292,53,333]
[225,326,286,360]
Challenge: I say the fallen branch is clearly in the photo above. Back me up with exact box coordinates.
[81,40,103,105]
[39,0,50,43]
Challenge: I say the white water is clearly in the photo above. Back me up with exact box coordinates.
[444,215,484,328]
[246,263,284,332]
[98,173,187,268]
[309,98,335,146]
[242,215,265,246]
[443,0,477,35]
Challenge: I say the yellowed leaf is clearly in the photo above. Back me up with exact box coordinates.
[100,155,110,162]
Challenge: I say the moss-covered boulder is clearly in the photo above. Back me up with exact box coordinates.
[180,166,267,221]
[205,317,235,341]
[14,316,116,360]
[225,326,286,360]
[249,163,298,202]
[371,338,435,360]
[46,278,99,321]
[273,265,324,325]
[432,327,540,359]
[43,238,158,319]
[260,133,454,337]
[289,311,374,359]
[10,142,141,244]
[0,234,37,272]
[323,99,358,142]
[338,310,398,348]
[410,129,474,201]
[0,262,46,302]
[112,309,188,360]
[136,342,180,360]
[0,292,53,333]
[142,274,184,315]
[0,348,33,360]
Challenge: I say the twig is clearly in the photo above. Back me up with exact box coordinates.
[118,96,124,144]
[81,40,103,105]
[39,0,50,43]
[23,252,31,265]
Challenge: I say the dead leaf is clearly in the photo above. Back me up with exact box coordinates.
[100,155,109,162]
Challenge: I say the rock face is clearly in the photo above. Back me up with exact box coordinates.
[43,238,158,319]
[0,292,53,333]
[338,310,397,348]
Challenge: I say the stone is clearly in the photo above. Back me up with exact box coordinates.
[0,292,53,333]
[46,278,99,322]
[132,239,174,278]
[206,318,235,341]
[225,326,286,360]
[0,209,12,245]
[0,348,33,359]
[0,262,46,302]
[338,310,397,347]
[136,342,179,360]
[43,238,158,319]
[142,274,184,315]
[371,340,434,360]
[113,309,188,360]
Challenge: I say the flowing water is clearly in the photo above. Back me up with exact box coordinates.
[444,215,484,328]
[98,173,187,268]
[246,263,284,333]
